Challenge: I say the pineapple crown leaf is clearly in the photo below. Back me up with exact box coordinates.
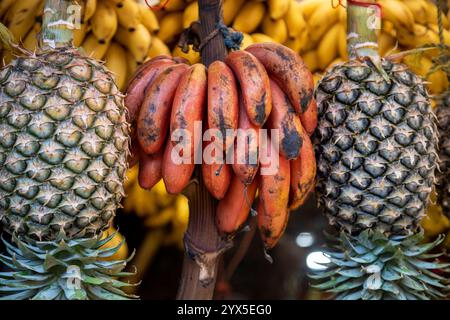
[310,230,450,300]
[0,233,138,300]
[0,22,16,52]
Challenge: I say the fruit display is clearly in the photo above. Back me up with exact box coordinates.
[0,0,134,300]
[126,41,317,251]
[312,0,449,300]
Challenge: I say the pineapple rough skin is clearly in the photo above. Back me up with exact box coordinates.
[0,47,129,241]
[315,58,438,237]
[312,58,449,300]
[435,92,450,217]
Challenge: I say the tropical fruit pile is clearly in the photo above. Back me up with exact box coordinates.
[126,42,317,250]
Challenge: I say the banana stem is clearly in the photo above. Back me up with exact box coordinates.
[176,0,230,300]
[41,0,74,48]
[347,0,380,59]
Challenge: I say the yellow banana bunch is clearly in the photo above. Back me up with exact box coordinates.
[4,0,41,42]
[148,36,171,58]
[182,1,198,29]
[115,24,152,63]
[138,3,160,33]
[307,1,340,43]
[110,0,141,31]
[81,33,110,60]
[100,225,129,262]
[91,1,118,43]
[317,24,341,70]
[232,1,265,34]
[105,42,128,91]
[268,0,290,20]
[223,0,245,25]
[172,45,200,65]
[378,0,415,31]
[83,0,97,22]
[261,15,288,44]
[157,12,183,43]
[284,0,306,38]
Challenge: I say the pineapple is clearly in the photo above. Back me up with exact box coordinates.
[0,0,134,300]
[312,1,449,300]
[435,92,449,217]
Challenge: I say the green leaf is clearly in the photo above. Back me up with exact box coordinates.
[381,265,402,281]
[336,289,364,300]
[392,264,419,277]
[350,252,377,264]
[408,258,450,270]
[401,275,426,291]
[309,269,339,280]
[337,268,364,278]
[330,257,359,268]
[328,278,365,293]
[312,275,349,290]
[32,283,62,300]
[0,289,36,300]
[381,281,400,295]
[364,273,382,290]
[87,285,132,300]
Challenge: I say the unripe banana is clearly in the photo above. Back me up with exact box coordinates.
[91,0,118,43]
[232,1,265,34]
[284,0,306,38]
[147,36,171,58]
[81,33,110,60]
[138,4,160,33]
[111,0,140,32]
[307,1,339,42]
[115,24,152,63]
[84,0,97,22]
[105,42,128,91]
[157,12,183,43]
[223,0,245,25]
[317,23,340,70]
[261,16,288,44]
[172,45,200,65]
[268,0,290,20]
[251,33,276,43]
[183,1,198,29]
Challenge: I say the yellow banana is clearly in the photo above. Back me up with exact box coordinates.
[268,0,290,20]
[402,0,428,25]
[428,24,450,46]
[125,50,140,81]
[303,50,319,73]
[6,0,41,42]
[115,24,151,63]
[91,0,118,43]
[22,23,40,51]
[378,31,396,56]
[299,31,316,53]
[124,167,138,191]
[84,0,97,22]
[251,33,276,43]
[396,24,439,49]
[424,0,449,27]
[81,33,110,60]
[157,12,183,43]
[240,32,254,49]
[100,226,129,261]
[298,0,324,20]
[337,23,348,60]
[261,16,288,44]
[145,207,175,228]
[223,0,245,25]
[382,20,395,36]
[232,1,265,34]
[112,0,140,31]
[307,1,339,42]
[317,23,340,70]
[403,54,448,94]
[162,0,186,12]
[284,0,306,38]
[183,1,198,29]
[0,0,15,19]
[154,180,175,207]
[138,4,160,33]
[338,3,347,24]
[147,36,171,58]
[105,42,128,91]
[312,72,322,86]
[73,21,90,47]
[378,0,415,31]
[172,45,200,65]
